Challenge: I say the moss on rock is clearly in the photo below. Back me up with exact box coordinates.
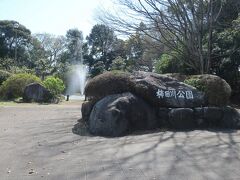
[185,74,231,106]
[85,72,231,107]
[84,71,133,101]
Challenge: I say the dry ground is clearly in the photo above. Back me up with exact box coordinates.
[0,102,240,180]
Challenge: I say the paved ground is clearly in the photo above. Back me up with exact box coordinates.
[0,103,240,180]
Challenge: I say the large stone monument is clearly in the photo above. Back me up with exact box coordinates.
[81,71,240,137]
[23,83,53,103]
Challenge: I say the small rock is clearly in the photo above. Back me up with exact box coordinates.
[29,169,35,174]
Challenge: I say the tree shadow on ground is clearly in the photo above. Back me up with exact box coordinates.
[72,117,239,137]
[71,116,240,177]
[70,128,240,179]
[108,131,239,179]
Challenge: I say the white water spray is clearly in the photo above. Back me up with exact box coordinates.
[65,30,88,99]
[66,65,87,96]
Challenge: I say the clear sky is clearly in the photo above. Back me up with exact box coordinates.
[0,0,113,37]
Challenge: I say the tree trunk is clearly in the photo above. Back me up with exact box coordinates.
[206,0,214,74]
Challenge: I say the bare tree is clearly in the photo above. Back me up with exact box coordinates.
[34,33,67,63]
[33,33,67,79]
[98,0,223,74]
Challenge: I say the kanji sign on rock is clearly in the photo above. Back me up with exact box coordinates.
[156,89,194,99]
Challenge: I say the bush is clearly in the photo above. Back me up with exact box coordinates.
[43,76,65,97]
[184,78,206,92]
[154,53,196,75]
[155,54,175,74]
[85,71,132,100]
[0,73,41,99]
[185,75,232,106]
[0,70,12,85]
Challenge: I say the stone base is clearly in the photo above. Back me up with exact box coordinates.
[157,106,240,130]
[82,94,240,137]
[88,93,158,137]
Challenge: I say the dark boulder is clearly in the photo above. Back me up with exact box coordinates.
[220,107,240,129]
[88,92,157,137]
[23,83,52,103]
[193,107,206,127]
[130,71,205,108]
[85,71,232,108]
[203,107,223,126]
[169,108,196,129]
[85,71,205,108]
[164,73,188,82]
[81,101,95,122]
[157,108,171,127]
[81,71,239,136]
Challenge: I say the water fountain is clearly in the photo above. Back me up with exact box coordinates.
[65,31,88,100]
[66,65,87,100]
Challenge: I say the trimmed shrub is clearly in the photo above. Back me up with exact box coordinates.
[43,76,65,97]
[185,74,232,106]
[0,73,41,99]
[0,70,11,85]
[85,71,132,100]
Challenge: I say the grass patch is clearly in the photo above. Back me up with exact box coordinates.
[0,101,19,106]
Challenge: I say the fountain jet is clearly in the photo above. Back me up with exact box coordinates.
[65,29,88,99]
